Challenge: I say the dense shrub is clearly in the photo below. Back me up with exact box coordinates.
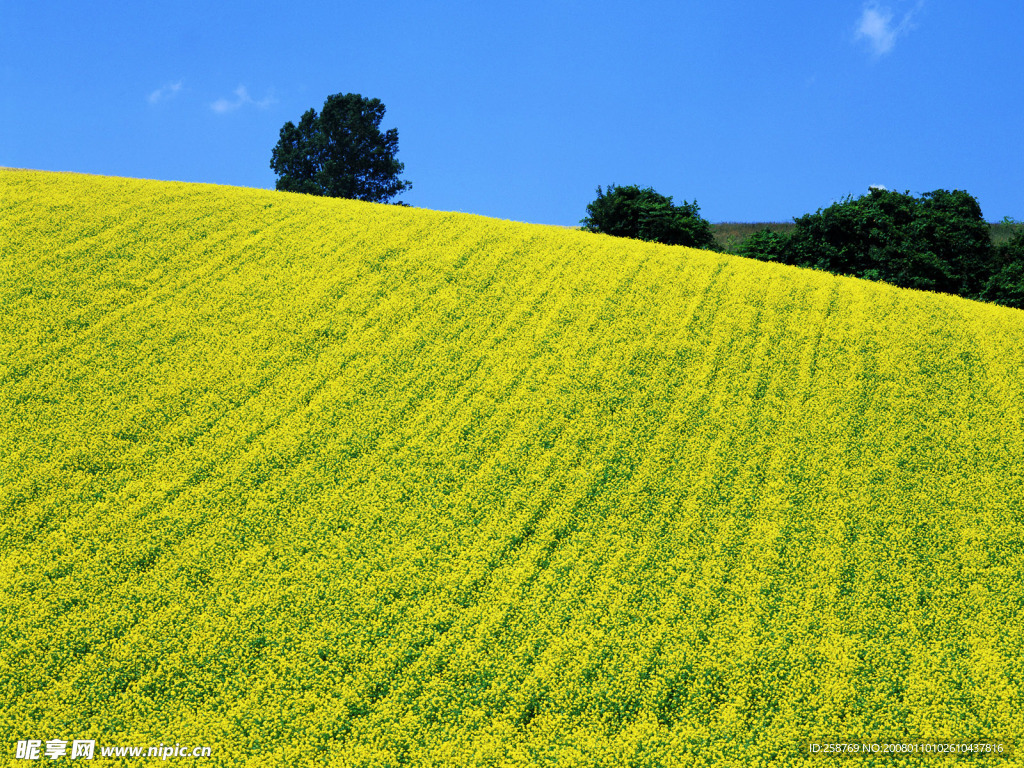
[737,227,789,262]
[912,189,993,296]
[740,187,1001,302]
[980,230,1024,308]
[580,184,717,250]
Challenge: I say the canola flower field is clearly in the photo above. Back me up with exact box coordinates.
[2,168,1024,766]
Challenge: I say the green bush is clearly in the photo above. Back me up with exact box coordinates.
[580,184,717,250]
[980,230,1024,309]
[913,189,993,296]
[779,187,995,297]
[737,227,789,262]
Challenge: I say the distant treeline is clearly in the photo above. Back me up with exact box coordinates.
[716,189,1023,309]
[582,185,1024,309]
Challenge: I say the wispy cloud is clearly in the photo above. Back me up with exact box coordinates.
[148,81,183,105]
[210,85,275,114]
[855,1,923,56]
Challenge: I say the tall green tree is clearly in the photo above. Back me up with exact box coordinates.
[270,93,411,203]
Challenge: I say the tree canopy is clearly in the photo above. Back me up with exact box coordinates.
[270,92,411,203]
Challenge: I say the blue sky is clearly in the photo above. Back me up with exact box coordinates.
[2,1,1022,225]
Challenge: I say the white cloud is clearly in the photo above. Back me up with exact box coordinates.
[210,85,275,114]
[148,81,183,105]
[855,1,923,56]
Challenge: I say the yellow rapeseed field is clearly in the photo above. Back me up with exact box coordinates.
[2,168,1023,766]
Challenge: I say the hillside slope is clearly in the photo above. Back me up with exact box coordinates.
[2,169,1023,766]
